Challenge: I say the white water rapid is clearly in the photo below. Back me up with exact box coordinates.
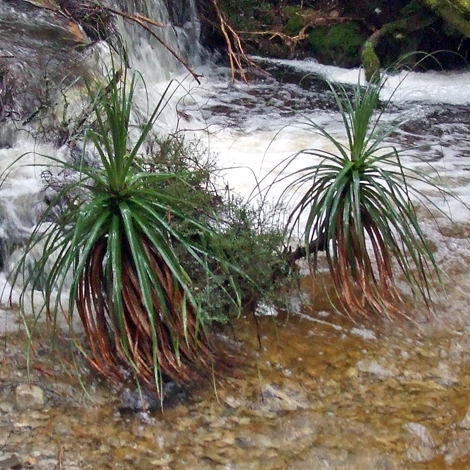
[1,0,470,331]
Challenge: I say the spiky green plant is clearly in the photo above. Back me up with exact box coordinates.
[278,75,449,318]
[11,68,241,397]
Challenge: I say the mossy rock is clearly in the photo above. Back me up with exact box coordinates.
[419,0,470,37]
[308,22,368,67]
[361,40,381,81]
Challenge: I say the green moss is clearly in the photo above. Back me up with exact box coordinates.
[361,40,381,82]
[285,16,304,36]
[420,0,470,37]
[308,22,366,67]
[283,6,307,36]
[400,0,423,15]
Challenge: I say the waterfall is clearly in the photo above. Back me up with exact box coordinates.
[0,0,207,276]
[114,0,207,81]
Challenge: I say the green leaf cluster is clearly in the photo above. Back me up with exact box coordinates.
[279,74,450,318]
[9,65,292,397]
[10,68,244,396]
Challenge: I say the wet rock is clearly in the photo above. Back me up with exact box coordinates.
[14,411,49,430]
[405,444,436,463]
[235,412,319,452]
[0,453,21,469]
[222,395,244,409]
[289,446,400,470]
[0,403,14,414]
[356,359,398,378]
[402,423,435,447]
[259,383,310,412]
[444,429,470,465]
[449,334,470,362]
[459,404,470,429]
[48,382,87,406]
[345,367,359,378]
[120,382,189,411]
[236,433,277,449]
[402,422,436,463]
[202,446,237,465]
[36,458,59,470]
[120,387,159,411]
[228,462,261,470]
[53,415,75,436]
[15,384,45,410]
[0,429,10,448]
[278,411,320,444]
[286,447,349,470]
[149,454,173,467]
[432,362,460,387]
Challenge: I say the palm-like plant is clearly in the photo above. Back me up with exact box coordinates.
[12,68,240,396]
[279,76,446,318]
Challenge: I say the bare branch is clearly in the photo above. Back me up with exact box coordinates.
[209,0,259,83]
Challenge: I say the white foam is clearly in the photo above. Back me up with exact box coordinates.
[252,56,470,105]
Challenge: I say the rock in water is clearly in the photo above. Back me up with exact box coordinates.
[402,422,436,463]
[15,384,45,410]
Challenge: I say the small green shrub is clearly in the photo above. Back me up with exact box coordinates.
[198,199,292,323]
[139,133,293,325]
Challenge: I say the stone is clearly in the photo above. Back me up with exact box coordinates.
[459,404,470,429]
[432,362,460,386]
[260,383,310,412]
[36,458,59,470]
[0,454,21,469]
[346,367,359,378]
[15,384,45,410]
[444,430,470,465]
[356,359,398,378]
[402,422,436,463]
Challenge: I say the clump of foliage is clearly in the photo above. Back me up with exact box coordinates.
[10,69,240,397]
[284,7,305,37]
[197,199,291,322]
[277,73,450,319]
[138,133,293,324]
[10,66,292,398]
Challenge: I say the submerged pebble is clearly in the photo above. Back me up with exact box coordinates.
[15,384,45,410]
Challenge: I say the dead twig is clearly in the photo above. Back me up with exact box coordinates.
[19,0,68,18]
[210,0,258,82]
[282,233,327,265]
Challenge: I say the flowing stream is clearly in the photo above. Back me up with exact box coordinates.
[1,1,470,469]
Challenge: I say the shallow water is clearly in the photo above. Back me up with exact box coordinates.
[2,9,470,466]
[2,274,470,469]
